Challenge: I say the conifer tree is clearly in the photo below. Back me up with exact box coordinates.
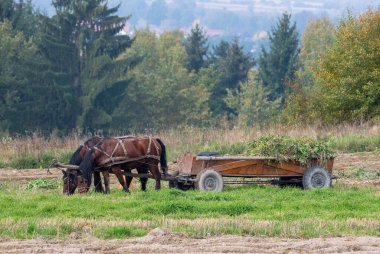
[209,39,254,117]
[225,71,280,127]
[184,23,208,72]
[0,0,15,22]
[0,21,62,134]
[40,0,134,131]
[0,0,38,37]
[257,13,299,105]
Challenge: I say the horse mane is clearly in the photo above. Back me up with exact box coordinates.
[77,149,96,186]
[156,138,168,174]
[68,145,83,165]
[85,136,103,147]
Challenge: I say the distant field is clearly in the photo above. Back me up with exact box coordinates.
[0,182,379,239]
[1,124,380,169]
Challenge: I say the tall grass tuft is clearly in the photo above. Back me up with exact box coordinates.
[1,122,380,168]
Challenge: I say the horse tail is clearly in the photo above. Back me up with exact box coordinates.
[156,138,168,174]
[68,145,83,165]
[77,149,96,186]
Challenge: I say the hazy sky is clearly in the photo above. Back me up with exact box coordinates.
[32,0,379,18]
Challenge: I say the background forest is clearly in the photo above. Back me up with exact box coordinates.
[0,0,379,135]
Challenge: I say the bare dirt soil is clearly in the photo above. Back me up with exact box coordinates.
[1,228,380,254]
[334,152,380,171]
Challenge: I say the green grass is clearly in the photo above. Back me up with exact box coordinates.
[0,150,73,169]
[0,184,379,239]
[94,226,148,239]
[331,135,380,153]
[26,179,61,190]
[336,167,380,180]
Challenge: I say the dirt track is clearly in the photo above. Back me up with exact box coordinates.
[1,228,380,254]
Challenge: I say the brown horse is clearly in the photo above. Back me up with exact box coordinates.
[62,136,157,195]
[71,136,167,193]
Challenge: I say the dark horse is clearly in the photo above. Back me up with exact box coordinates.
[64,136,167,194]
[62,137,104,194]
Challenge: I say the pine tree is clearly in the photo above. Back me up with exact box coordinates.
[184,23,208,72]
[257,13,299,105]
[209,39,254,117]
[0,0,38,37]
[225,71,280,127]
[0,0,16,22]
[0,21,62,134]
[40,0,134,131]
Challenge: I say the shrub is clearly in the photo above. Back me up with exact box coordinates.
[27,179,60,190]
[245,135,336,164]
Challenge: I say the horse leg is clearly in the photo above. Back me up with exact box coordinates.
[148,164,161,191]
[125,171,133,190]
[113,166,130,193]
[102,171,110,194]
[138,166,148,191]
[93,171,104,193]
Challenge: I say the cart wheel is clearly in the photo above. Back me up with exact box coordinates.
[302,167,331,189]
[195,169,224,192]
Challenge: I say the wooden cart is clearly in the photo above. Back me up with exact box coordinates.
[54,152,335,192]
[169,152,335,191]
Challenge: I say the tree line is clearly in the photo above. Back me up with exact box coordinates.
[0,0,379,135]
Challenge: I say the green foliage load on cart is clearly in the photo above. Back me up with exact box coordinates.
[245,135,336,164]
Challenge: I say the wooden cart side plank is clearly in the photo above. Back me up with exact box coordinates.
[262,164,304,176]
[177,153,200,174]
[210,160,260,172]
[208,159,306,176]
[277,161,306,174]
[219,164,303,176]
[326,159,334,172]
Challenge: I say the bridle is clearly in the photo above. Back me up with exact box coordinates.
[63,170,78,194]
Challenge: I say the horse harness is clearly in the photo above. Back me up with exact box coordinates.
[90,136,161,168]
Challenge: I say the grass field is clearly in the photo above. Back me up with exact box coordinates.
[0,125,379,240]
[0,181,379,239]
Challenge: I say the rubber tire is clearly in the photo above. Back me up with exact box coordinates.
[302,167,332,190]
[195,169,224,192]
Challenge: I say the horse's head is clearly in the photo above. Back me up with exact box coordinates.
[62,168,91,195]
[62,169,79,195]
[76,174,90,193]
